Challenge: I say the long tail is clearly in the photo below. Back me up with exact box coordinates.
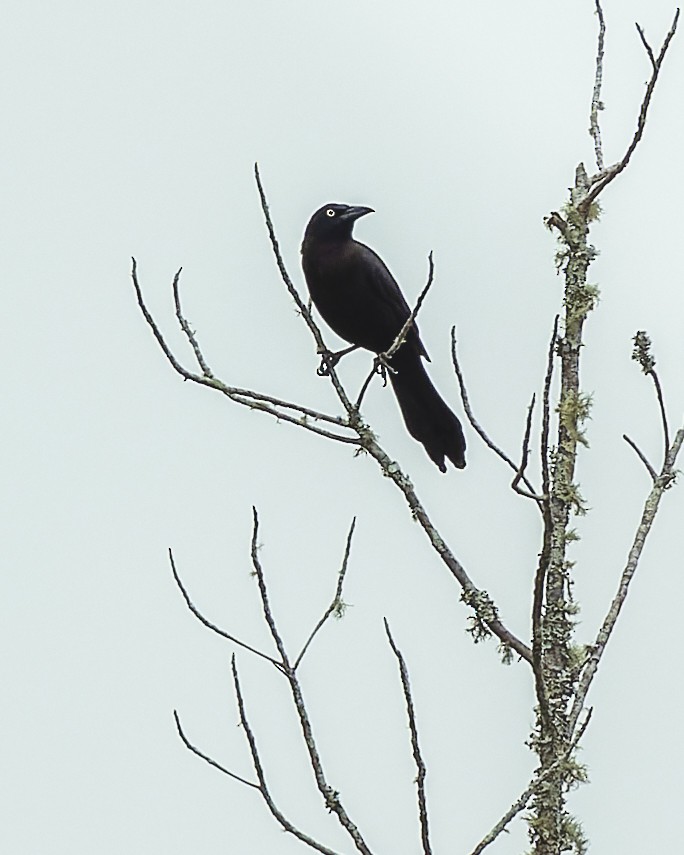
[389,351,466,472]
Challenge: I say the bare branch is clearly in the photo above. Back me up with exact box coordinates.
[385,252,435,360]
[354,360,383,411]
[172,268,214,377]
[352,430,533,663]
[230,659,343,855]
[636,21,658,69]
[229,393,359,444]
[511,394,545,501]
[632,330,671,467]
[384,619,432,855]
[249,509,374,855]
[131,258,196,381]
[174,709,258,788]
[584,9,680,209]
[131,260,358,444]
[651,370,671,462]
[169,549,284,671]
[451,328,544,511]
[225,386,348,426]
[622,434,657,482]
[250,508,291,668]
[569,428,684,736]
[254,163,354,414]
[295,518,356,670]
[589,0,607,171]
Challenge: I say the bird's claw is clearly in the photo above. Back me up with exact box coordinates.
[317,350,338,376]
[316,344,358,377]
[374,353,396,386]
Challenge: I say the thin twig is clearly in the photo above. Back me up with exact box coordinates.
[468,708,593,855]
[384,619,432,855]
[249,509,374,855]
[589,0,607,171]
[631,330,671,471]
[584,9,680,210]
[354,362,381,411]
[568,428,684,736]
[172,268,214,377]
[651,370,671,465]
[295,518,356,670]
[230,394,359,444]
[230,659,343,855]
[622,434,657,481]
[174,709,258,788]
[636,21,657,69]
[226,387,347,426]
[131,258,194,379]
[451,328,543,511]
[169,549,284,671]
[511,394,545,501]
[250,508,291,668]
[385,252,435,360]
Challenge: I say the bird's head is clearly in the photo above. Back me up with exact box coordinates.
[303,203,374,242]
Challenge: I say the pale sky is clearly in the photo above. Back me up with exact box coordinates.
[2,1,683,853]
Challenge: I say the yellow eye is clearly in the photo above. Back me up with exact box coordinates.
[326,209,336,217]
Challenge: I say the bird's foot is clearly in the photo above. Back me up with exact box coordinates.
[374,353,397,386]
[316,345,358,376]
[317,349,341,376]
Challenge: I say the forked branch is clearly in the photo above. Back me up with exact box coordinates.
[169,548,284,671]
[294,517,356,669]
[230,663,344,855]
[584,7,680,210]
[131,259,357,445]
[248,509,374,855]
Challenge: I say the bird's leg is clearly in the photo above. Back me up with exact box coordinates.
[316,344,359,376]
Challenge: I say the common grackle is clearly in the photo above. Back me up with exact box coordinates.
[301,203,466,472]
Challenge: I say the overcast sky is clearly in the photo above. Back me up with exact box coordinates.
[2,1,683,853]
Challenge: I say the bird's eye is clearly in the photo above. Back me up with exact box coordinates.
[326,209,336,217]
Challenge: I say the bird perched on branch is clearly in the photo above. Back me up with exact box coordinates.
[301,203,466,472]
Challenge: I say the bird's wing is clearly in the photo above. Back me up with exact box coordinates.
[353,242,429,359]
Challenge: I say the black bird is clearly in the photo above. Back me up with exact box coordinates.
[301,203,466,472]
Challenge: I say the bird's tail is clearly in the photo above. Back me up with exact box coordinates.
[388,351,466,472]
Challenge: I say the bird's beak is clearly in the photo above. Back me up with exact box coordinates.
[340,206,374,222]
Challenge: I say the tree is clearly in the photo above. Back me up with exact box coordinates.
[131,4,681,852]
